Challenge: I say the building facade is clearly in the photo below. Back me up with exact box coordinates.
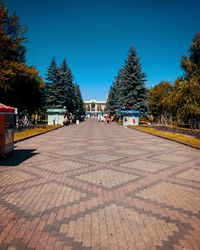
[84,99,106,116]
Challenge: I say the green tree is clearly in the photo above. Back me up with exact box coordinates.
[117,48,147,114]
[0,64,43,114]
[170,78,200,128]
[105,69,123,114]
[45,57,65,108]
[105,84,117,114]
[59,59,76,112]
[179,32,200,127]
[181,32,200,82]
[0,2,43,114]
[147,81,172,123]
[74,83,84,112]
[106,48,147,115]
[0,2,26,89]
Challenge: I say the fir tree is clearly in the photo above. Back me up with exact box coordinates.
[106,84,117,114]
[59,59,76,112]
[106,68,125,114]
[45,57,64,108]
[74,84,84,112]
[118,48,147,114]
[106,48,147,115]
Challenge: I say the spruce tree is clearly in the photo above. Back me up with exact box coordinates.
[59,59,76,113]
[118,48,147,115]
[106,68,125,114]
[106,84,117,114]
[74,84,84,112]
[45,57,64,108]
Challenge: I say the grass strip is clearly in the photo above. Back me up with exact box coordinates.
[129,126,200,149]
[14,125,62,142]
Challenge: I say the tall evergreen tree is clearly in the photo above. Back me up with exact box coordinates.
[106,68,126,114]
[59,59,76,112]
[45,57,64,108]
[105,84,116,114]
[106,48,147,115]
[118,48,147,114]
[74,83,84,112]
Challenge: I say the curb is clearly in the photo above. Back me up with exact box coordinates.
[14,126,63,143]
[129,126,200,151]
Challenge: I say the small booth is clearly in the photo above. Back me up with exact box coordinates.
[0,103,17,158]
[47,108,67,125]
[118,109,140,126]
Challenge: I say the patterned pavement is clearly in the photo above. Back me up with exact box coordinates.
[0,119,200,250]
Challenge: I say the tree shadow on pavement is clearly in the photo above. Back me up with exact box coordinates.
[0,149,38,167]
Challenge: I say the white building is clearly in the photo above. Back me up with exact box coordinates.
[84,99,106,116]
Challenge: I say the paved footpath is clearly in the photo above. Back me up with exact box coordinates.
[0,119,200,250]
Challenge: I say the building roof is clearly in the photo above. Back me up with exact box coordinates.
[0,103,16,113]
[84,99,106,104]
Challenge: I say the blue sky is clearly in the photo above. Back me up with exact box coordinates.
[4,0,200,100]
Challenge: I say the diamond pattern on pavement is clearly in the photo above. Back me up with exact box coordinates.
[176,168,200,182]
[136,181,200,214]
[151,153,193,163]
[2,182,87,215]
[59,204,179,250]
[121,159,171,172]
[81,153,124,163]
[37,160,88,173]
[75,169,138,188]
[0,119,199,250]
[116,149,146,156]
[0,170,34,187]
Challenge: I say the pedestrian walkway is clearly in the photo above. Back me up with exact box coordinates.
[0,119,200,250]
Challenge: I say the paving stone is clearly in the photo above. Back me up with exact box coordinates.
[75,169,138,188]
[81,153,124,163]
[0,119,199,249]
[121,159,172,172]
[175,168,200,182]
[136,181,200,214]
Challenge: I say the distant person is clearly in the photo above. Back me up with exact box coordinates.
[98,114,101,122]
[106,117,110,124]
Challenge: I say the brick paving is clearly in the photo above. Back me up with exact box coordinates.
[0,119,200,250]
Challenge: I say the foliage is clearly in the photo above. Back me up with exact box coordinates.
[59,59,77,112]
[181,32,200,81]
[0,2,43,114]
[106,48,147,115]
[170,77,200,122]
[44,57,84,114]
[45,57,65,108]
[105,84,118,114]
[0,62,43,114]
[147,81,172,122]
[74,83,84,112]
[148,33,200,128]
[118,48,147,114]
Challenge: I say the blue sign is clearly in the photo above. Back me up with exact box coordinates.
[118,110,139,117]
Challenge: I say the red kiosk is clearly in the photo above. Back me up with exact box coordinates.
[0,103,16,158]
